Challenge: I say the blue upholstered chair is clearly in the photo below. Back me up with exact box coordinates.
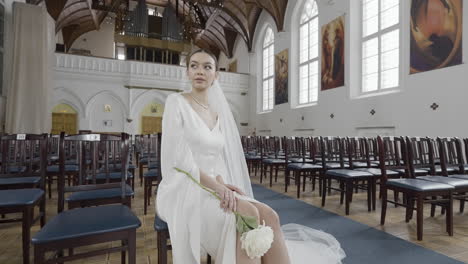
[0,134,48,264]
[32,133,141,263]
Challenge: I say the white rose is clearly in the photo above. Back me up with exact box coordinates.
[240,221,274,259]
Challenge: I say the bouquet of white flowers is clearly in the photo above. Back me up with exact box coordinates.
[174,167,274,259]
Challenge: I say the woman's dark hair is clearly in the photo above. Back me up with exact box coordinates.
[186,49,219,71]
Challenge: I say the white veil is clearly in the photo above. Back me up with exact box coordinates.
[207,80,254,198]
[205,80,346,264]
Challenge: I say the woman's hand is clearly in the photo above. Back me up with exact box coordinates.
[225,184,246,196]
[214,183,236,213]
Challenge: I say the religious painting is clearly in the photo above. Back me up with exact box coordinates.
[410,0,463,74]
[274,49,288,105]
[104,104,112,112]
[321,15,345,90]
[150,104,157,113]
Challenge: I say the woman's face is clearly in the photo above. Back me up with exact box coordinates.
[187,52,219,91]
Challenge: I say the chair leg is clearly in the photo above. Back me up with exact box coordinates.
[260,164,264,183]
[269,165,274,187]
[460,197,465,213]
[128,229,136,264]
[380,187,387,225]
[339,181,345,205]
[367,180,372,212]
[157,231,168,264]
[416,195,424,241]
[405,195,413,223]
[296,171,301,198]
[34,245,45,264]
[48,175,52,199]
[447,194,454,236]
[144,178,148,215]
[312,175,316,191]
[274,165,278,182]
[302,174,306,192]
[430,196,437,217]
[207,254,212,264]
[139,166,144,187]
[40,195,46,227]
[321,175,327,207]
[345,180,353,215]
[22,206,33,264]
[371,178,377,211]
[284,168,289,193]
[394,191,399,208]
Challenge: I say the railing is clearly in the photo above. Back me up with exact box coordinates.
[54,53,249,92]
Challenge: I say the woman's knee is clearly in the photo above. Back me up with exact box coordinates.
[237,200,260,222]
[257,204,280,227]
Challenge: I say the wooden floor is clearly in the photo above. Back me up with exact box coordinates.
[1,170,468,263]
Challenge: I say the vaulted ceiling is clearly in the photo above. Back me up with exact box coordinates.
[34,0,288,58]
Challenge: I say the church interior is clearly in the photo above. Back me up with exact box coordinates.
[0,0,468,263]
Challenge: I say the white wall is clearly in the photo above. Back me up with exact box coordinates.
[248,0,468,138]
[52,53,250,135]
[69,16,115,58]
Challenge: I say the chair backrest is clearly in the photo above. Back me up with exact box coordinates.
[321,136,346,168]
[148,133,162,175]
[405,137,434,176]
[57,133,129,212]
[346,137,369,169]
[437,137,464,176]
[0,134,48,188]
[377,136,408,183]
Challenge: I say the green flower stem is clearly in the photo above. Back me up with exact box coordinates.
[174,167,245,220]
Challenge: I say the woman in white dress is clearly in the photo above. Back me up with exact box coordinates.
[156,49,345,264]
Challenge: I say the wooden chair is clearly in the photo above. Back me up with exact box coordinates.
[32,133,141,263]
[285,137,323,198]
[379,136,454,240]
[144,133,162,215]
[322,137,375,215]
[0,134,47,264]
[261,137,287,187]
[46,134,80,198]
[62,133,134,211]
[244,136,262,177]
[426,137,468,214]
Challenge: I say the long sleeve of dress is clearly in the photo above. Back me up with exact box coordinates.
[156,93,201,264]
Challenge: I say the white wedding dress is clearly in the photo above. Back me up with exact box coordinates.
[156,92,345,264]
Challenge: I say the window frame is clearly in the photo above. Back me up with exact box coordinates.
[261,27,275,112]
[298,0,319,106]
[360,0,401,95]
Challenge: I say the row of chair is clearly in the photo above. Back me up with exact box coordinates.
[0,133,141,264]
[242,135,468,241]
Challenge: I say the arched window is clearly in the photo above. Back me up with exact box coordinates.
[299,0,319,105]
[262,27,274,111]
[361,0,400,92]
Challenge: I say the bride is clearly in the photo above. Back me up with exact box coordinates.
[155,49,346,264]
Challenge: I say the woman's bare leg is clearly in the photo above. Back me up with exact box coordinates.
[252,202,291,264]
[236,199,261,264]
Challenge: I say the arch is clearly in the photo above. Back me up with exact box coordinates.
[85,90,128,119]
[52,87,86,116]
[130,90,169,120]
[52,103,78,113]
[252,12,277,54]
